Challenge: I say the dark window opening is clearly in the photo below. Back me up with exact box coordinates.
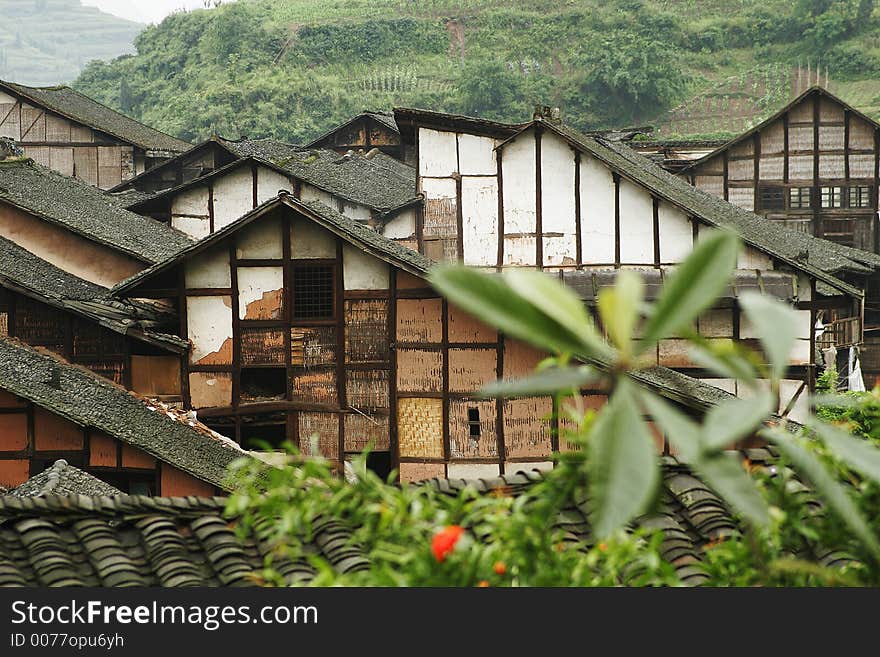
[366,451,392,481]
[789,187,812,209]
[759,186,784,210]
[293,265,334,320]
[821,186,843,209]
[240,367,286,402]
[85,470,156,496]
[240,423,287,451]
[849,186,873,209]
[467,407,481,438]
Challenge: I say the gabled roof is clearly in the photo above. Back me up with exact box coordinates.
[393,107,528,142]
[0,338,249,490]
[127,149,419,218]
[509,118,878,297]
[0,448,850,586]
[305,110,400,148]
[680,86,880,172]
[114,194,434,295]
[0,235,186,352]
[0,80,191,153]
[0,158,193,263]
[10,460,122,498]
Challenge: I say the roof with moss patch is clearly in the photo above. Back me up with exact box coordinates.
[10,460,122,498]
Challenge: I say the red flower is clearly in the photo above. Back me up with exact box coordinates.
[493,561,507,575]
[432,525,465,562]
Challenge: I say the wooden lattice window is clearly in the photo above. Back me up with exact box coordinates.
[789,187,812,209]
[820,186,843,209]
[758,185,784,210]
[848,185,873,208]
[293,265,334,320]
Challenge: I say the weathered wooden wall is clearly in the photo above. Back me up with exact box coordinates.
[0,89,142,189]
[686,92,879,252]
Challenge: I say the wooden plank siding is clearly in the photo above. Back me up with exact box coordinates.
[0,90,142,189]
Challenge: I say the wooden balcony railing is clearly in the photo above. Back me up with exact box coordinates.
[817,316,862,350]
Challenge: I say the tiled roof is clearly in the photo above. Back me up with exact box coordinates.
[0,338,248,489]
[305,110,400,148]
[0,158,193,263]
[218,138,418,212]
[10,460,122,498]
[0,448,850,586]
[0,234,187,352]
[0,495,367,586]
[113,194,435,295]
[0,80,191,153]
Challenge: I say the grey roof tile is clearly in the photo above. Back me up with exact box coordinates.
[11,461,122,498]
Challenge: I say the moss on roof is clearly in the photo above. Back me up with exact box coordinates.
[10,460,122,498]
[0,80,191,153]
[0,338,248,489]
[218,137,418,212]
[0,158,193,263]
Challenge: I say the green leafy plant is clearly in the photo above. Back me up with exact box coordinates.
[228,228,880,585]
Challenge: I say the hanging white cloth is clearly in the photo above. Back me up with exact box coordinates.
[848,346,866,392]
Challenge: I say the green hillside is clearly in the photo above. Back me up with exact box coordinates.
[71,0,880,143]
[0,0,142,86]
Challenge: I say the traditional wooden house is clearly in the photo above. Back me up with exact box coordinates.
[0,233,186,393]
[676,87,880,381]
[0,80,190,189]
[391,106,880,412]
[111,192,788,481]
[306,111,407,162]
[0,336,247,494]
[122,148,420,242]
[629,137,727,173]
[0,157,192,287]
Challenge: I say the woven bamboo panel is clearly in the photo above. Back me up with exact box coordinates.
[849,116,875,148]
[448,348,496,393]
[346,369,389,410]
[241,327,286,365]
[345,299,389,363]
[14,298,64,343]
[397,397,443,458]
[730,140,753,158]
[694,175,723,196]
[85,361,125,386]
[0,103,19,139]
[0,312,7,337]
[789,125,814,151]
[727,157,753,182]
[290,368,337,405]
[20,107,45,142]
[343,412,390,452]
[396,298,443,343]
[727,187,754,211]
[298,411,339,459]
[503,397,553,458]
[694,154,723,175]
[448,304,497,343]
[558,395,606,451]
[45,115,71,142]
[819,154,845,178]
[761,119,784,154]
[72,320,125,357]
[291,326,336,367]
[849,153,875,178]
[760,156,784,181]
[449,399,498,458]
[396,349,443,393]
[818,124,845,151]
[399,462,446,483]
[503,339,547,379]
[820,97,845,122]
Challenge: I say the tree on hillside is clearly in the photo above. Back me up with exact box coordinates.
[458,59,527,121]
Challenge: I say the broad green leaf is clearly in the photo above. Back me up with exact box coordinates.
[694,453,770,528]
[429,266,591,356]
[589,379,660,537]
[505,269,609,358]
[480,366,599,398]
[702,391,775,452]
[638,389,701,462]
[640,230,738,346]
[764,428,880,558]
[739,292,799,380]
[812,421,880,486]
[597,270,643,358]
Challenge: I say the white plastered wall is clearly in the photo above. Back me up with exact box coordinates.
[291,216,336,258]
[343,244,389,290]
[256,166,292,205]
[213,166,255,229]
[236,215,283,259]
[540,131,577,266]
[461,176,498,266]
[501,132,537,266]
[579,151,615,264]
[187,296,233,364]
[618,178,654,264]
